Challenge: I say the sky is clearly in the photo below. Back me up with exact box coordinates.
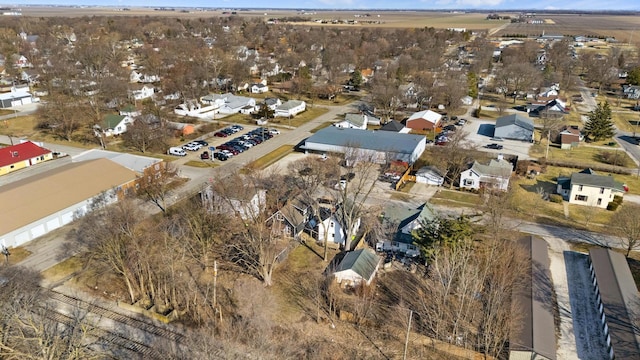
[7,0,640,11]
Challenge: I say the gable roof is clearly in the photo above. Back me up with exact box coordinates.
[342,113,367,128]
[495,114,535,131]
[0,158,137,236]
[407,110,441,124]
[379,120,406,132]
[102,114,127,129]
[335,249,380,281]
[570,171,624,191]
[305,127,424,155]
[469,158,513,177]
[0,141,51,167]
[278,100,305,110]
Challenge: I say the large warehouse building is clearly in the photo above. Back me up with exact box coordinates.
[302,127,426,165]
[0,158,138,248]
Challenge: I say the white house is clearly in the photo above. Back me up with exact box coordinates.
[275,100,306,117]
[376,203,436,257]
[101,114,134,137]
[333,249,381,287]
[264,97,282,111]
[556,168,626,209]
[460,156,513,191]
[201,183,266,220]
[201,93,256,114]
[128,84,155,101]
[250,83,269,93]
[315,207,361,248]
[334,113,369,130]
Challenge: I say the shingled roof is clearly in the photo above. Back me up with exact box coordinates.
[335,249,381,283]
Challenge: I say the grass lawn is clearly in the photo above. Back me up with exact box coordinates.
[531,143,633,168]
[184,160,219,168]
[245,145,293,171]
[429,188,481,207]
[5,246,32,265]
[41,256,83,283]
[310,121,334,133]
[614,112,640,133]
[269,107,330,128]
[0,115,40,138]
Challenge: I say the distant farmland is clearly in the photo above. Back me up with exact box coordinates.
[493,14,640,42]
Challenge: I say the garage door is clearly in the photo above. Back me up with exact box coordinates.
[14,231,29,246]
[30,224,46,239]
[46,218,61,232]
[11,100,21,107]
[61,211,74,225]
[21,97,32,105]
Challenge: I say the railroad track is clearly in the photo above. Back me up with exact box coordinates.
[42,308,166,359]
[45,289,186,344]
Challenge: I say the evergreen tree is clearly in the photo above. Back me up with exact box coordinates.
[413,214,475,259]
[627,67,640,86]
[584,102,615,141]
[349,70,362,88]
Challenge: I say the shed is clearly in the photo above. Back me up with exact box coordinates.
[415,166,444,185]
[333,248,381,286]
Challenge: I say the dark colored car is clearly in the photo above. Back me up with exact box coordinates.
[200,151,210,160]
[485,143,504,150]
[214,152,229,161]
[194,140,209,146]
[214,132,228,137]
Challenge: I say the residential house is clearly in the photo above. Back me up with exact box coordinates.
[11,54,30,68]
[538,84,560,98]
[360,68,374,83]
[509,236,557,360]
[101,114,133,137]
[376,203,436,257]
[201,93,256,114]
[379,120,410,133]
[494,114,535,142]
[0,158,138,248]
[588,248,640,360]
[527,99,567,118]
[558,126,582,149]
[312,206,361,249]
[167,122,195,136]
[128,84,155,101]
[130,70,160,84]
[334,113,369,130]
[405,110,442,131]
[0,141,53,176]
[0,86,33,108]
[556,168,626,209]
[201,183,266,220]
[303,127,426,165]
[20,69,40,85]
[264,97,282,111]
[119,105,142,118]
[415,166,445,186]
[250,83,269,93]
[267,196,312,239]
[332,248,381,287]
[275,100,306,117]
[460,155,513,191]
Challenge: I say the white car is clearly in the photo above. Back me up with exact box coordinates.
[182,143,201,151]
[269,128,280,135]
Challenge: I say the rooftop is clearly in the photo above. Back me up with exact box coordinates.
[0,141,51,168]
[305,127,425,155]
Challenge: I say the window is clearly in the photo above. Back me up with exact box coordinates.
[600,187,605,194]
[578,185,583,191]
[575,195,588,202]
[463,179,474,186]
[597,198,602,206]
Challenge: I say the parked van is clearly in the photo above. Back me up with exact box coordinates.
[168,147,187,156]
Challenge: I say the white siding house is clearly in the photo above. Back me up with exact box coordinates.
[275,100,306,117]
[315,207,361,248]
[556,169,626,209]
[460,157,513,191]
[334,113,369,130]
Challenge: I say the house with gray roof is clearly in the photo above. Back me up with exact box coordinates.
[302,126,426,165]
[205,93,256,114]
[379,120,410,133]
[588,248,640,360]
[460,155,513,191]
[510,236,557,360]
[375,203,436,257]
[275,100,306,117]
[334,113,369,130]
[556,168,626,208]
[494,114,535,142]
[333,248,381,286]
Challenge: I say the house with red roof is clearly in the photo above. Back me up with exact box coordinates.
[0,141,53,176]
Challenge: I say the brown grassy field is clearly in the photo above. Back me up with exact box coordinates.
[494,14,640,42]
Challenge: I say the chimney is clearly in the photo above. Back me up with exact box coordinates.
[497,153,504,161]
[11,151,18,157]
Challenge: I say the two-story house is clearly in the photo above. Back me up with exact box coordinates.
[375,203,436,257]
[556,168,626,208]
[460,155,514,191]
[312,206,361,249]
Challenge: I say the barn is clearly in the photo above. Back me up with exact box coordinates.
[0,158,137,248]
[405,110,442,131]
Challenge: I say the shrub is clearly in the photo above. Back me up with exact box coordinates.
[607,202,619,211]
[549,194,564,203]
[598,150,629,167]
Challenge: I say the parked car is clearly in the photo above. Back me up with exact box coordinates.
[182,143,201,151]
[269,128,280,135]
[200,151,210,160]
[485,143,504,150]
[490,137,504,142]
[231,124,244,131]
[214,132,228,137]
[194,140,209,146]
[456,119,466,126]
[214,152,229,161]
[167,147,187,156]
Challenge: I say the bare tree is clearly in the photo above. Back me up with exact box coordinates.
[430,130,476,189]
[136,162,180,213]
[611,203,640,256]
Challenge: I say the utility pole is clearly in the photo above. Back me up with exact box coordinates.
[545,131,551,159]
[213,260,218,308]
[403,310,413,360]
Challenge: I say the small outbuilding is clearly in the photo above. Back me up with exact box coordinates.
[333,248,381,287]
[415,166,444,186]
[405,110,442,131]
